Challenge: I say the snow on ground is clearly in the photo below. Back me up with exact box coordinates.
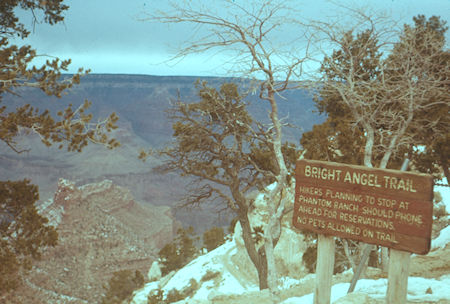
[132,179,450,304]
[435,178,450,213]
[132,281,159,304]
[131,240,259,303]
[281,181,450,303]
[163,240,258,299]
[432,178,450,250]
[281,275,450,303]
[278,275,313,290]
[132,238,450,304]
[432,225,450,250]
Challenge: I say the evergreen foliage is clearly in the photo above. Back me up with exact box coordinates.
[158,226,198,275]
[147,288,164,304]
[164,288,184,303]
[302,15,449,180]
[0,1,119,299]
[101,269,145,304]
[147,279,200,304]
[144,81,298,289]
[0,179,58,294]
[0,0,119,153]
[200,270,221,283]
[396,16,449,181]
[302,13,449,274]
[202,226,225,252]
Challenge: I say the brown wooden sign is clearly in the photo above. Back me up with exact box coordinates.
[293,159,434,254]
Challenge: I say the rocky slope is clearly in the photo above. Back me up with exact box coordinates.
[6,179,178,304]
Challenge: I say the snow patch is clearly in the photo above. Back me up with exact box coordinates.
[435,178,450,214]
[432,225,450,250]
[131,240,260,303]
[131,281,159,304]
[131,180,450,304]
[281,276,450,303]
[278,277,302,290]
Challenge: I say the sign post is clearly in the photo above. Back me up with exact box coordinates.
[387,249,410,303]
[314,234,335,304]
[293,159,433,303]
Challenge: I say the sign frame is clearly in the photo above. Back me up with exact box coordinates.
[293,159,434,254]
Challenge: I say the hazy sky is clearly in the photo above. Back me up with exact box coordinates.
[16,0,450,76]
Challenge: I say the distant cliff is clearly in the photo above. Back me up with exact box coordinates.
[0,74,324,232]
[3,74,321,147]
[8,179,177,304]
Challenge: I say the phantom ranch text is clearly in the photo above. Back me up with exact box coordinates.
[293,159,433,254]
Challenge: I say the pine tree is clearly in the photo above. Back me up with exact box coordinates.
[158,226,198,275]
[0,1,119,298]
[145,81,298,289]
[101,270,144,304]
[141,1,308,291]
[302,13,449,274]
[0,180,58,294]
[1,0,119,153]
[203,226,225,252]
[302,15,449,179]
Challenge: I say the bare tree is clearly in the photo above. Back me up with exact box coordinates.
[142,0,311,294]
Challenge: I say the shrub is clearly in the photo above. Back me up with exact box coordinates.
[158,243,182,275]
[303,239,360,274]
[182,278,199,298]
[147,278,201,303]
[0,180,58,295]
[147,288,164,304]
[433,191,448,219]
[203,226,225,251]
[302,244,317,274]
[158,226,198,275]
[165,288,184,303]
[200,270,221,282]
[101,269,144,304]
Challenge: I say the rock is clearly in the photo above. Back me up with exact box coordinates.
[364,266,384,279]
[410,240,450,280]
[233,182,308,279]
[172,300,208,304]
[274,227,307,278]
[233,220,245,248]
[13,179,177,304]
[159,270,177,289]
[209,289,273,304]
[333,292,370,304]
[148,261,162,282]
